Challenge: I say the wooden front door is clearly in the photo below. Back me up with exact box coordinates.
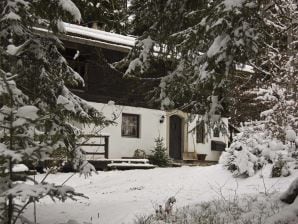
[169,115,182,160]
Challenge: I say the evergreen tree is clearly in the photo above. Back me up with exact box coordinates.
[247,0,298,140]
[124,0,260,115]
[0,0,110,223]
[72,0,128,33]
[148,137,169,167]
[124,0,297,137]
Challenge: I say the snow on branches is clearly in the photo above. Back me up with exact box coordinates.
[0,0,109,223]
[58,0,81,22]
[123,0,261,117]
[220,121,297,178]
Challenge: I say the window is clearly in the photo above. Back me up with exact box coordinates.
[213,127,220,137]
[121,113,140,138]
[196,120,205,143]
[211,140,226,151]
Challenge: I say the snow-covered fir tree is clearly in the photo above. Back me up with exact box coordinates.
[0,0,111,223]
[221,0,298,175]
[124,0,261,114]
[72,0,128,33]
[250,0,298,140]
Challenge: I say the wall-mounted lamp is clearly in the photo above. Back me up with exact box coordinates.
[160,115,165,123]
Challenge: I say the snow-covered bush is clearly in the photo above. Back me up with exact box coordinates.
[219,145,262,177]
[220,122,296,177]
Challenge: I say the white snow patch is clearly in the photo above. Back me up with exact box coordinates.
[207,34,231,58]
[286,129,296,142]
[73,50,80,60]
[260,109,274,117]
[57,95,75,112]
[222,0,246,11]
[1,11,20,21]
[235,64,254,73]
[12,118,26,127]
[0,143,22,161]
[58,0,81,22]
[16,105,39,120]
[107,100,115,106]
[7,44,21,55]
[5,164,29,173]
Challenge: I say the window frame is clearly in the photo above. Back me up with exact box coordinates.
[121,113,140,138]
[196,120,205,143]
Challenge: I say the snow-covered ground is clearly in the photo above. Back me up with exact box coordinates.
[24,165,297,224]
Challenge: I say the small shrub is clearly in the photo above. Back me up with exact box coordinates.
[220,122,298,178]
[220,145,263,177]
[148,137,169,167]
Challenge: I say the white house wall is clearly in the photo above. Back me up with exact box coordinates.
[84,102,167,159]
[82,101,228,161]
[187,116,229,161]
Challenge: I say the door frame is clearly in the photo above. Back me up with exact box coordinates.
[166,111,188,160]
[169,115,182,160]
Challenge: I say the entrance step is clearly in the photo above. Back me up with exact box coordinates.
[89,158,156,170]
[172,160,217,167]
[182,152,197,160]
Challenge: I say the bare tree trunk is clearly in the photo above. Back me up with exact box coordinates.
[3,72,15,224]
[7,159,13,224]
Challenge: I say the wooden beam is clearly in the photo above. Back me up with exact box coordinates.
[80,143,106,146]
[83,152,105,155]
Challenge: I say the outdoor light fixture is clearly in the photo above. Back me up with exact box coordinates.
[160,115,165,123]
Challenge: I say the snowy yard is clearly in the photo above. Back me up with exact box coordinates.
[24,165,297,224]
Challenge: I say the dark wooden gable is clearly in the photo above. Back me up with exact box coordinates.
[61,39,149,107]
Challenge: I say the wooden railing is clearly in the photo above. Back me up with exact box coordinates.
[80,135,109,159]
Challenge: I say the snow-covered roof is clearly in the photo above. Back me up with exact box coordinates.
[35,23,255,73]
[34,22,136,53]
[63,22,135,47]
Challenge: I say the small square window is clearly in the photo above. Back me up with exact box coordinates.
[121,113,140,138]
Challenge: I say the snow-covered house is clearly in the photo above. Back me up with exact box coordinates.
[37,23,229,162]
